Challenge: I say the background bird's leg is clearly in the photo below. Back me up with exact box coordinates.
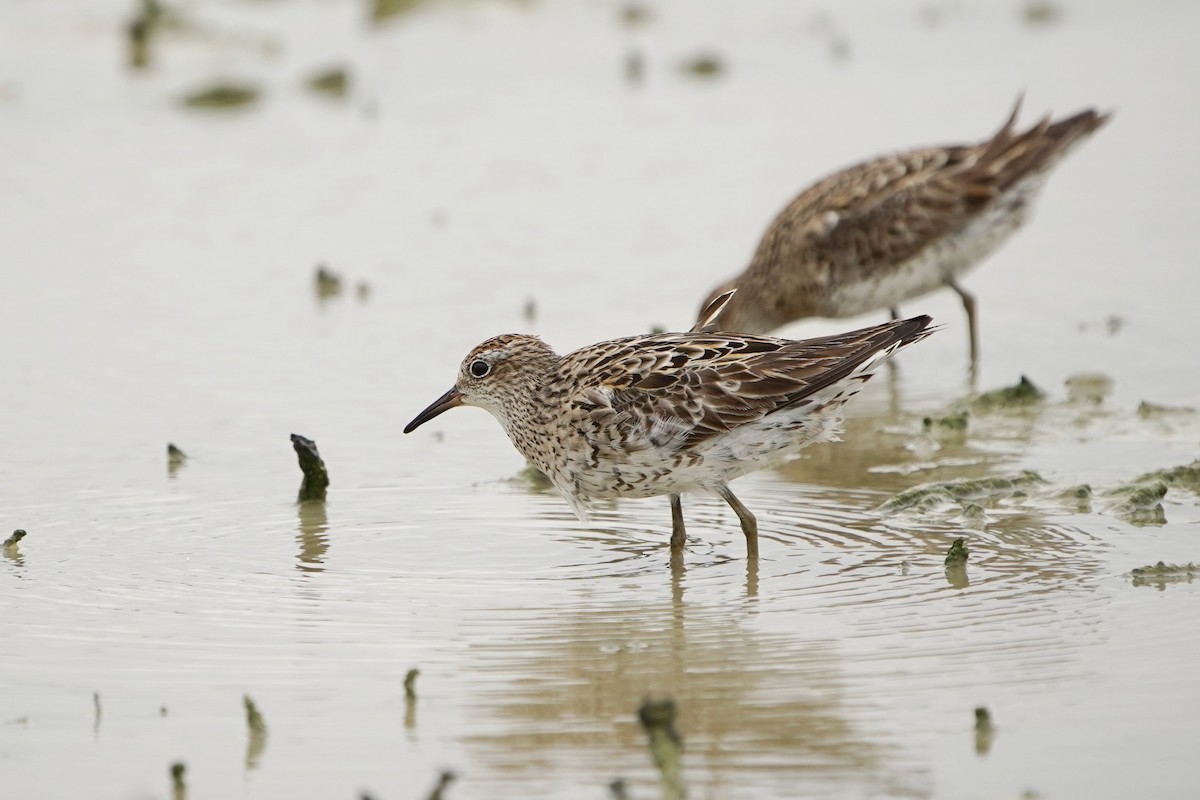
[718,485,759,558]
[884,307,902,402]
[949,279,980,380]
[669,494,686,551]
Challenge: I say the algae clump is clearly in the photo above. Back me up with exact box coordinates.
[181,82,260,109]
[882,471,1045,513]
[944,538,970,566]
[1133,460,1200,494]
[305,66,350,98]
[291,434,330,502]
[971,375,1045,410]
[1129,561,1198,589]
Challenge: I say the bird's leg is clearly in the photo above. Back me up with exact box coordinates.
[949,280,980,374]
[718,485,759,558]
[889,306,900,321]
[669,494,686,552]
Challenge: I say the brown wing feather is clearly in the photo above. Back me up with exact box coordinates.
[558,316,933,450]
[740,100,1110,311]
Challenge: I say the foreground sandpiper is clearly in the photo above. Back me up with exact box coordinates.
[699,98,1110,365]
[405,294,934,557]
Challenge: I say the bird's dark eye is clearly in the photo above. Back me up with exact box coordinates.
[469,360,490,378]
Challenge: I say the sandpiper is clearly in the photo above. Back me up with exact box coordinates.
[404,294,934,557]
[699,97,1110,365]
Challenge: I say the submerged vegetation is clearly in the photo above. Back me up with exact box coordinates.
[1129,562,1198,589]
[1133,460,1200,494]
[305,66,350,98]
[181,82,261,109]
[974,706,995,756]
[170,762,187,800]
[971,375,1046,410]
[677,52,725,79]
[944,538,970,567]
[243,695,268,770]
[882,471,1045,514]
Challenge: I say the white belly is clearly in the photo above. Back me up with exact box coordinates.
[826,177,1045,317]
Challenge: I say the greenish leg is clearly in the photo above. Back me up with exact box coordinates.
[949,279,979,369]
[718,485,759,559]
[669,494,686,552]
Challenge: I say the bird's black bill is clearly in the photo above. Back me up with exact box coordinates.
[404,387,463,433]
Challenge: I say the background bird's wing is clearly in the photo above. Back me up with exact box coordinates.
[752,100,1109,274]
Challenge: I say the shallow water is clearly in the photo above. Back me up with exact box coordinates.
[2,1,1199,798]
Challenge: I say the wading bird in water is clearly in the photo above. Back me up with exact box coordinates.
[405,292,934,558]
[698,97,1110,373]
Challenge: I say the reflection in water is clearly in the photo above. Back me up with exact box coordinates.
[3,530,25,568]
[170,762,187,800]
[973,707,995,757]
[463,565,920,798]
[295,500,329,574]
[404,668,420,736]
[944,560,970,589]
[469,385,1117,796]
[636,697,685,800]
[167,444,187,479]
[244,695,268,771]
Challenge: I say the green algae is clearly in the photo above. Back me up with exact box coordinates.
[1022,1,1063,26]
[1129,561,1198,589]
[944,538,970,566]
[882,471,1045,513]
[974,706,994,756]
[512,463,554,492]
[243,695,268,771]
[305,66,350,98]
[1133,460,1200,494]
[923,409,969,432]
[1106,480,1167,526]
[170,762,187,800]
[315,264,343,299]
[678,52,725,78]
[3,529,25,566]
[167,443,187,477]
[370,0,427,25]
[971,375,1046,411]
[291,434,329,502]
[127,0,162,70]
[181,82,260,109]
[958,503,986,527]
[1060,484,1093,512]
[618,3,652,27]
[1137,400,1195,418]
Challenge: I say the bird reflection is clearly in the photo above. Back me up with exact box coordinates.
[460,561,922,797]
